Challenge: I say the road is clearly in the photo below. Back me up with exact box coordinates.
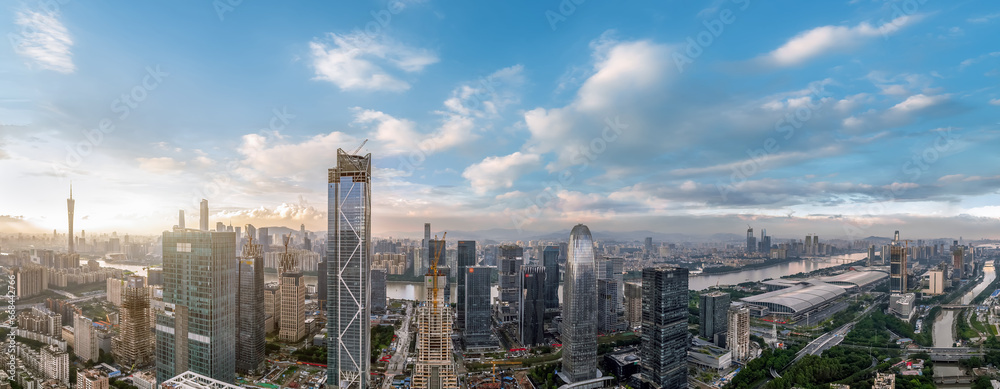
[785,295,884,369]
[382,304,414,389]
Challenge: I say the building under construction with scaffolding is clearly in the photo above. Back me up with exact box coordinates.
[412,238,458,389]
[113,275,153,367]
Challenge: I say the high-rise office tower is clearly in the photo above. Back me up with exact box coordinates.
[258,227,270,254]
[499,245,524,304]
[868,245,876,266]
[178,210,185,229]
[641,267,689,389]
[199,199,209,231]
[67,185,75,254]
[113,275,153,367]
[561,224,597,383]
[236,233,265,374]
[889,246,908,293]
[328,149,372,389]
[464,266,492,348]
[624,282,642,328]
[371,269,387,313]
[279,236,306,343]
[413,246,458,389]
[456,240,476,330]
[156,230,236,384]
[75,315,98,363]
[953,247,965,279]
[519,266,546,347]
[317,260,328,310]
[726,303,750,363]
[745,227,754,253]
[644,237,653,255]
[543,246,560,309]
[597,279,624,334]
[699,291,730,346]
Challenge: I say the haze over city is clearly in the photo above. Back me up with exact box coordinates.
[2,1,999,238]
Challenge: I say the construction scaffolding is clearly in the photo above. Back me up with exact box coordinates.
[412,236,458,389]
[113,275,153,367]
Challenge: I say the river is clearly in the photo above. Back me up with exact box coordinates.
[933,262,996,348]
[99,253,867,300]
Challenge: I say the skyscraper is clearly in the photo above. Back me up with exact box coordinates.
[178,210,185,229]
[499,245,524,304]
[519,266,546,347]
[113,275,153,368]
[597,279,624,334]
[624,282,642,328]
[371,269,387,313]
[464,266,492,348]
[67,185,75,254]
[641,267,689,389]
[745,226,754,253]
[561,224,597,383]
[953,247,965,279]
[890,246,908,293]
[279,236,306,343]
[328,149,372,389]
[543,246,560,309]
[413,240,458,389]
[156,229,236,384]
[726,303,750,363]
[199,199,209,231]
[75,315,98,363]
[699,291,730,346]
[456,240,476,330]
[868,245,876,266]
[236,233,265,374]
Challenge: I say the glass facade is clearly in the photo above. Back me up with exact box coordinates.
[699,292,730,345]
[464,266,492,347]
[456,241,476,331]
[561,224,597,383]
[641,267,689,389]
[156,230,236,384]
[543,246,559,309]
[236,236,265,374]
[327,150,372,389]
[519,266,546,347]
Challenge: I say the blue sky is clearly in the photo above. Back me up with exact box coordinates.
[1,0,999,239]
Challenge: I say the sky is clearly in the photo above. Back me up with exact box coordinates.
[1,0,999,240]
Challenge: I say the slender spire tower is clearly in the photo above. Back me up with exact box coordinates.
[67,184,75,254]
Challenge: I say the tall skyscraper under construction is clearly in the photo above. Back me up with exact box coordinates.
[279,235,306,343]
[413,240,458,389]
[561,224,598,383]
[156,229,236,384]
[236,233,265,374]
[327,149,372,389]
[113,275,153,367]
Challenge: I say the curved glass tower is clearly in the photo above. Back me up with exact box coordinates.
[560,224,597,383]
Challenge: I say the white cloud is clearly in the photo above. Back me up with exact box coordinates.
[990,98,1000,106]
[237,130,357,184]
[137,157,186,173]
[758,16,920,67]
[309,32,438,92]
[887,93,947,113]
[12,10,75,74]
[462,152,541,194]
[352,108,474,156]
[967,13,1000,24]
[215,197,326,223]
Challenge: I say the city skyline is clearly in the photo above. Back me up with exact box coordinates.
[2,1,1000,239]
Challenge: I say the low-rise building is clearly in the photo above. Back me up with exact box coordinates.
[688,338,732,371]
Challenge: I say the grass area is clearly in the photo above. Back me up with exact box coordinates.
[971,311,989,336]
[843,307,918,347]
[956,309,978,341]
[597,332,637,344]
[370,325,394,363]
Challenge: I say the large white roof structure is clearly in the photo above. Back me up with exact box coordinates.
[741,282,846,314]
[160,371,240,389]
